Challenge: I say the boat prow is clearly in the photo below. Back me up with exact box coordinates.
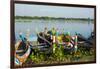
[15,41,31,66]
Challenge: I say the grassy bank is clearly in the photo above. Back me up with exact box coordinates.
[22,44,95,66]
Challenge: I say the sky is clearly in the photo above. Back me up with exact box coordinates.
[15,4,94,19]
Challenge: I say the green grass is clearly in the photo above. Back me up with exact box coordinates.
[23,45,95,65]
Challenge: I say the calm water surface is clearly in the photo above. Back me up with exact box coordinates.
[15,19,94,41]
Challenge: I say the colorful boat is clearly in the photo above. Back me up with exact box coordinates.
[15,41,31,66]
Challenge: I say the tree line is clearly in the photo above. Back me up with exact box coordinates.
[15,16,94,21]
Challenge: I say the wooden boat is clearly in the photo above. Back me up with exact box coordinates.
[77,33,94,50]
[37,32,77,53]
[77,33,93,45]
[15,41,31,66]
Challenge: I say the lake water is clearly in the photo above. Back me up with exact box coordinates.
[15,19,94,41]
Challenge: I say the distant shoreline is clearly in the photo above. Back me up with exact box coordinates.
[15,16,94,21]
